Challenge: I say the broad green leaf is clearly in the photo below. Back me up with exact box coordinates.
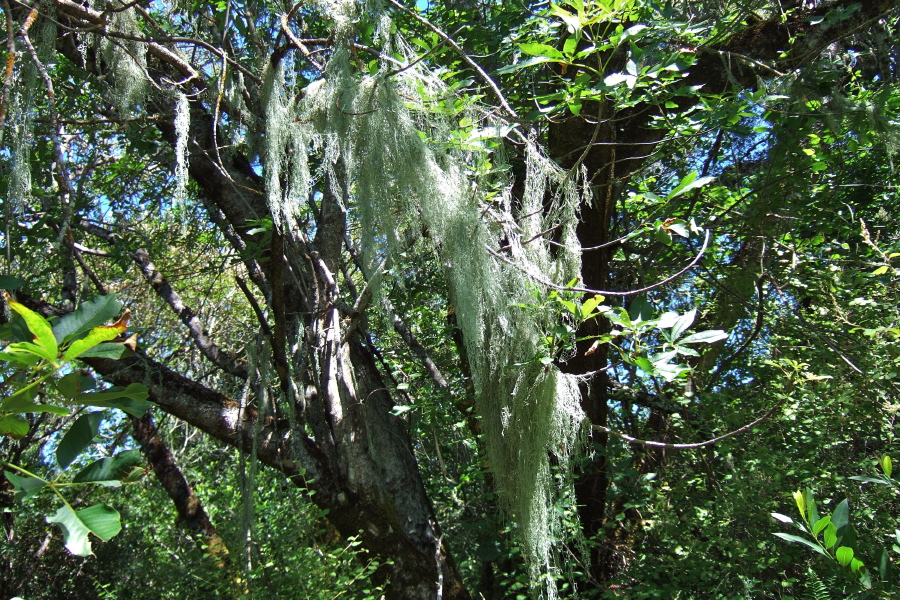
[62,322,126,363]
[806,490,819,530]
[880,547,892,582]
[836,545,854,566]
[1,395,70,415]
[0,275,25,289]
[651,350,678,365]
[793,490,806,520]
[619,23,647,43]
[518,43,565,61]
[73,450,143,483]
[667,172,715,200]
[772,533,828,557]
[549,3,581,32]
[653,224,672,246]
[0,414,29,439]
[823,523,838,549]
[2,341,56,363]
[7,300,57,362]
[656,311,680,329]
[51,294,122,344]
[667,222,690,238]
[858,567,873,588]
[74,383,151,417]
[581,295,604,318]
[813,515,831,536]
[57,412,105,470]
[831,499,849,534]
[679,330,728,344]
[628,295,653,323]
[55,372,96,399]
[76,504,122,542]
[0,349,41,366]
[4,470,46,502]
[76,341,133,360]
[770,512,794,524]
[604,72,637,88]
[47,504,93,556]
[634,357,655,373]
[557,298,578,316]
[671,309,696,341]
[654,362,690,382]
[881,455,893,478]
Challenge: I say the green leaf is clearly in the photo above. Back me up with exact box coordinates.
[858,566,873,589]
[4,470,46,502]
[654,362,690,382]
[51,294,122,344]
[47,504,93,556]
[7,300,57,362]
[604,72,637,88]
[667,172,714,200]
[653,224,673,245]
[628,295,653,323]
[848,475,889,485]
[76,341,133,360]
[62,322,127,363]
[55,372,96,399]
[656,311,680,330]
[1,396,70,415]
[772,533,828,557]
[831,498,849,538]
[813,515,831,536]
[581,295,604,318]
[57,412,104,470]
[634,357,655,374]
[678,330,728,344]
[667,222,690,238]
[74,383,151,417]
[880,547,892,582]
[518,43,565,61]
[76,504,122,542]
[771,512,794,524]
[0,414,29,439]
[73,450,143,483]
[823,523,838,549]
[793,490,807,520]
[0,275,25,289]
[671,309,696,341]
[836,546,854,566]
[881,455,893,478]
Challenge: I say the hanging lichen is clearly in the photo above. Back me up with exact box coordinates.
[173,92,190,207]
[98,7,148,115]
[264,0,589,596]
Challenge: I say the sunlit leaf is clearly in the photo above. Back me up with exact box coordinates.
[73,450,143,484]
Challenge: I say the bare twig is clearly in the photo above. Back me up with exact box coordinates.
[385,0,519,121]
[592,399,784,449]
[487,229,711,297]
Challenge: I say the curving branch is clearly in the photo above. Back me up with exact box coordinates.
[591,399,785,450]
[487,229,711,297]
